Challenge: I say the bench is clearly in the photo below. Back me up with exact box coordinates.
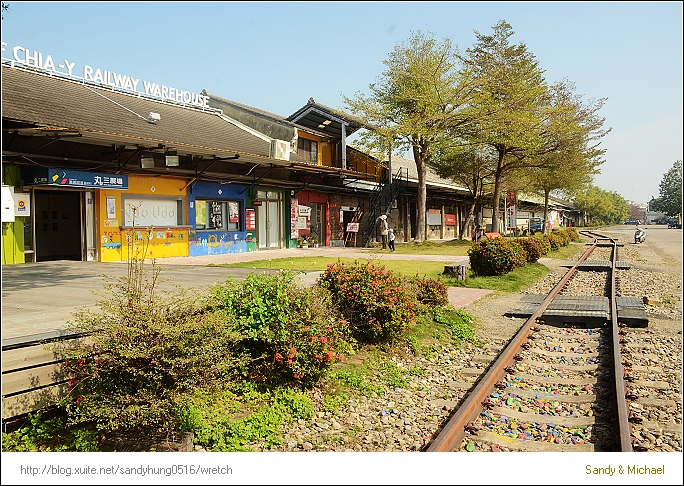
[2,330,88,419]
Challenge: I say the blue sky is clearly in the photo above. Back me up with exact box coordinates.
[1,1,682,205]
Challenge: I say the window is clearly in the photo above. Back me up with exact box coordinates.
[122,196,184,227]
[297,137,318,164]
[196,200,241,231]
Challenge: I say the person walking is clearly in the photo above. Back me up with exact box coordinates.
[388,228,395,252]
[379,214,389,250]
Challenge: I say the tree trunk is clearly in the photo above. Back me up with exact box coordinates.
[412,144,427,242]
[490,151,505,234]
[543,190,550,234]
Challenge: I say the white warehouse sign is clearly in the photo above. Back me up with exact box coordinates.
[1,43,210,108]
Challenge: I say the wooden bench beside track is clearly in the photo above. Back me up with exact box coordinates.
[2,330,89,419]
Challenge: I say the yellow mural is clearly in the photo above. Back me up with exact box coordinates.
[98,175,190,262]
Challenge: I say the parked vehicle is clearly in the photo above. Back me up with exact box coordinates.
[667,215,682,229]
[528,217,544,234]
[624,219,640,225]
[634,226,646,244]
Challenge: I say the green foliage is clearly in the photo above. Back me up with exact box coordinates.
[2,413,98,452]
[531,234,551,255]
[652,160,682,217]
[468,237,527,276]
[176,386,314,451]
[55,244,248,434]
[411,275,449,307]
[378,361,409,389]
[544,232,564,251]
[211,271,354,385]
[332,368,386,397]
[433,308,479,345]
[318,260,420,343]
[519,237,543,262]
[573,184,630,225]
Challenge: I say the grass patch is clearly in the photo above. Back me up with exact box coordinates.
[367,239,472,256]
[446,262,550,292]
[213,257,448,280]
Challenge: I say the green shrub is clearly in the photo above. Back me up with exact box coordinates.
[434,307,479,345]
[544,232,564,251]
[176,386,314,451]
[318,260,420,344]
[411,276,449,307]
[531,234,551,255]
[519,237,543,263]
[467,237,527,276]
[55,260,247,434]
[212,271,354,386]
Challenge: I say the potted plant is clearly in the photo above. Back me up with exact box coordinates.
[308,235,319,248]
[297,235,308,248]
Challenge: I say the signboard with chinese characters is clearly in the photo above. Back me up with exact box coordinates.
[290,198,299,239]
[245,208,256,231]
[346,222,359,233]
[444,214,456,226]
[48,169,128,189]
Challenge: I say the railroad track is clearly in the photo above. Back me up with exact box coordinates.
[427,230,680,452]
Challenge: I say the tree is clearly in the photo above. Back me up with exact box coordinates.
[458,21,550,233]
[344,31,471,242]
[573,185,629,225]
[652,160,682,217]
[523,79,608,231]
[429,144,496,239]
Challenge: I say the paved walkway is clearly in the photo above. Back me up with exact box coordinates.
[1,247,483,343]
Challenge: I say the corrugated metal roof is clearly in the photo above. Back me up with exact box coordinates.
[2,64,272,159]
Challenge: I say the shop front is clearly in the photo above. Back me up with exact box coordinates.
[253,189,287,250]
[188,180,256,256]
[293,190,329,246]
[20,167,111,262]
[98,175,189,262]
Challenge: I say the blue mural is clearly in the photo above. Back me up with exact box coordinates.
[187,181,253,257]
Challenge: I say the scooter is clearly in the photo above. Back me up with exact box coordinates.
[634,225,646,244]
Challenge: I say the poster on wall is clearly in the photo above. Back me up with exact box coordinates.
[444,214,456,226]
[106,196,117,219]
[245,208,256,231]
[427,209,441,226]
[290,198,299,238]
[209,201,223,229]
[228,202,239,223]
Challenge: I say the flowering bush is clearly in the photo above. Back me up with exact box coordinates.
[565,227,582,242]
[468,237,527,276]
[318,260,419,343]
[519,237,543,263]
[530,234,551,255]
[411,276,449,307]
[544,232,565,251]
[55,273,247,434]
[212,271,354,385]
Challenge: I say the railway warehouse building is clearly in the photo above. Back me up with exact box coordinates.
[2,56,574,265]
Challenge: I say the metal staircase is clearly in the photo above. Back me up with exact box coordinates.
[350,168,407,247]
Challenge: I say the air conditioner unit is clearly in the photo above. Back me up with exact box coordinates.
[270,139,291,161]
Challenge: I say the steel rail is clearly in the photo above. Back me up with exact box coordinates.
[608,235,633,451]
[426,237,598,452]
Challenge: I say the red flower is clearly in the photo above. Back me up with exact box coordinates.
[68,378,77,388]
[75,396,83,405]
[275,353,283,363]
[338,355,344,362]
[319,337,327,344]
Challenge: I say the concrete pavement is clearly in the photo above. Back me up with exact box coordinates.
[1,246,478,343]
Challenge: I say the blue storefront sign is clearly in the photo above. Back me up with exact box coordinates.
[47,169,128,189]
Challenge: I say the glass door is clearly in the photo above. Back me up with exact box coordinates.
[256,190,283,249]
